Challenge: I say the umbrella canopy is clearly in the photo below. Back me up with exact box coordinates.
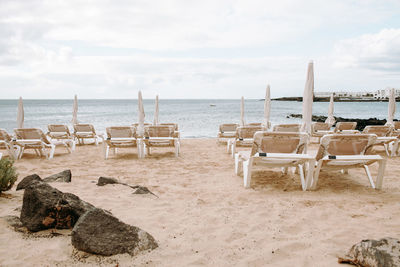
[17,96,24,128]
[72,94,78,125]
[263,85,271,129]
[240,96,245,126]
[387,88,396,126]
[153,95,159,125]
[325,93,335,125]
[138,91,145,136]
[301,61,314,135]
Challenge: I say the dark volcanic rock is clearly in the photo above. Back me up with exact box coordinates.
[97,177,119,186]
[16,174,42,191]
[43,170,71,183]
[289,114,393,131]
[338,238,400,267]
[20,181,95,232]
[71,208,158,256]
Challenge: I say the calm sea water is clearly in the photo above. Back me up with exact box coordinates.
[0,99,397,138]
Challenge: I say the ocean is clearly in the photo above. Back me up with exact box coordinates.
[0,99,396,138]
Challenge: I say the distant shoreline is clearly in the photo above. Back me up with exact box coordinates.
[271,97,398,102]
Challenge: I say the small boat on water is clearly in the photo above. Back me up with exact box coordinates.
[210,104,216,107]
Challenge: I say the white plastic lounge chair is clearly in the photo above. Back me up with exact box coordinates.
[104,126,142,159]
[47,124,76,151]
[234,132,313,190]
[311,122,333,143]
[143,125,180,157]
[0,129,18,159]
[14,128,71,159]
[311,134,386,190]
[229,125,264,156]
[73,124,102,145]
[334,122,358,133]
[272,124,301,132]
[218,123,239,144]
[362,125,398,157]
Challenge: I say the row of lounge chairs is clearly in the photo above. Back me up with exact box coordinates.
[221,121,400,191]
[0,123,180,160]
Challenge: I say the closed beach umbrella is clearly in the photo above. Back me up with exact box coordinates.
[301,61,314,135]
[264,85,271,129]
[153,95,159,125]
[325,93,335,125]
[72,94,78,125]
[138,91,145,137]
[387,88,395,126]
[240,96,245,126]
[17,97,24,128]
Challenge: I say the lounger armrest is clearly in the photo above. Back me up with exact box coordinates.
[253,153,314,160]
[320,155,383,161]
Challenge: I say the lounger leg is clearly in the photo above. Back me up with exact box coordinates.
[227,140,231,153]
[341,169,348,174]
[384,144,390,157]
[234,153,240,175]
[18,147,24,159]
[298,164,306,191]
[34,149,40,157]
[175,141,179,157]
[243,158,253,188]
[305,159,316,190]
[282,167,288,175]
[231,141,236,158]
[363,165,375,189]
[104,143,109,159]
[375,158,386,190]
[49,144,55,159]
[311,160,323,190]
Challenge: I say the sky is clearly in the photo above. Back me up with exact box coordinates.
[1,0,400,99]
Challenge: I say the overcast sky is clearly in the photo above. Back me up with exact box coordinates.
[1,0,400,99]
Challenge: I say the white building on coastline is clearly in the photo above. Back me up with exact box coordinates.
[315,88,400,99]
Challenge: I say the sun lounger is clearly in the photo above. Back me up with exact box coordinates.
[234,132,313,190]
[73,124,102,145]
[334,122,358,133]
[0,129,18,159]
[311,122,333,143]
[143,125,180,157]
[311,134,386,190]
[104,126,142,159]
[160,123,180,140]
[362,125,398,157]
[229,125,264,156]
[47,124,76,151]
[14,128,71,159]
[218,123,239,145]
[272,124,301,132]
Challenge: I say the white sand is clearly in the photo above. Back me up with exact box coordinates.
[0,139,399,266]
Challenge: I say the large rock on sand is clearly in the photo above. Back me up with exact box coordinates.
[71,208,158,256]
[20,181,95,232]
[16,174,42,190]
[43,170,71,183]
[97,176,119,186]
[338,237,400,267]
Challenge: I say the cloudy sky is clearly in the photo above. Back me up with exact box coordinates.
[1,0,400,99]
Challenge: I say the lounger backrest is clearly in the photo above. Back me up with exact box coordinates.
[237,126,264,139]
[74,124,95,133]
[251,132,308,156]
[362,125,391,137]
[316,134,376,160]
[219,124,238,133]
[106,126,136,138]
[160,123,178,131]
[312,122,331,132]
[246,123,262,127]
[0,129,11,142]
[14,128,51,144]
[132,123,151,128]
[48,124,71,135]
[335,122,357,132]
[145,126,174,138]
[272,124,301,132]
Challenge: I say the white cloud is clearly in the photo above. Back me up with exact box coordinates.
[333,28,400,72]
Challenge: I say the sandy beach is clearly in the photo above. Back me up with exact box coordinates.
[0,138,399,266]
